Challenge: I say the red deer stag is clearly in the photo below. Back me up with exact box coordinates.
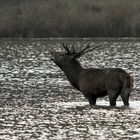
[51,42,133,106]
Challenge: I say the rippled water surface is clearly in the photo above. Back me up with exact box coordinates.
[0,38,140,140]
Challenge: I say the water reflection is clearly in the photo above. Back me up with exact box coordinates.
[0,39,140,139]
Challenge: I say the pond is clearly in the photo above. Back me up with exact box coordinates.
[0,38,140,139]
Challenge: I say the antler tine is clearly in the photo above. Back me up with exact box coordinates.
[82,43,103,54]
[72,42,76,53]
[78,42,91,55]
[63,42,70,53]
[79,42,86,52]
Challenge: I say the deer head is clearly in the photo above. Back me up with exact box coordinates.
[50,42,103,67]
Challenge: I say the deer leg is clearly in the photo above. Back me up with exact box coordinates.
[86,94,97,105]
[121,88,130,106]
[108,90,119,106]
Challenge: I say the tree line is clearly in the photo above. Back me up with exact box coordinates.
[0,0,140,38]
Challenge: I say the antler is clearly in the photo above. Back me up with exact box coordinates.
[74,42,103,58]
[72,42,76,53]
[63,42,77,54]
[62,42,103,58]
[63,42,70,54]
[78,42,91,56]
[80,43,103,55]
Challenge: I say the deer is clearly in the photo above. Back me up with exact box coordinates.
[50,42,133,106]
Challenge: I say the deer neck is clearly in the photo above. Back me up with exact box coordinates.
[61,60,83,90]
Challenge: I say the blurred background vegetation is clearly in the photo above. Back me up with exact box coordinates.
[0,0,140,38]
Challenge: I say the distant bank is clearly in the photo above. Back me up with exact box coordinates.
[0,0,140,38]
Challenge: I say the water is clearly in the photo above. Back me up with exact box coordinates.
[0,39,140,139]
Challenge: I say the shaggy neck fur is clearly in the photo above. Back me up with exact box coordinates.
[60,59,83,90]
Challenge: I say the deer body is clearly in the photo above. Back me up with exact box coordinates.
[79,68,133,106]
[51,43,133,106]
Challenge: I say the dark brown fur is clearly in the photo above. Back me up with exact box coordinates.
[51,43,133,106]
